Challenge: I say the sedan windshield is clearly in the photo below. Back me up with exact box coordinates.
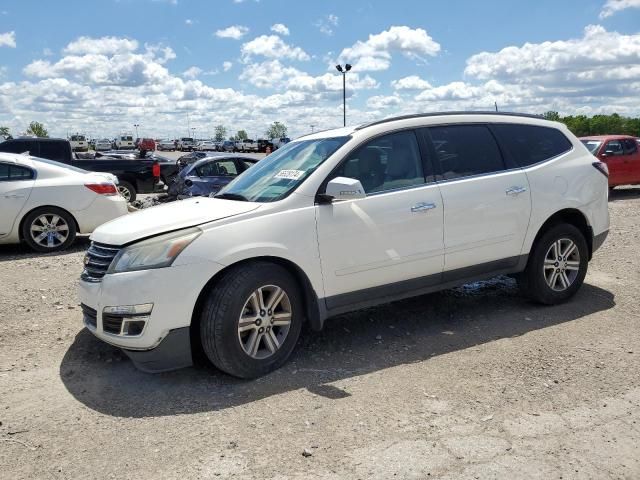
[217,136,349,202]
[581,140,602,154]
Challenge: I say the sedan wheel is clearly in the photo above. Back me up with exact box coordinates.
[22,207,77,253]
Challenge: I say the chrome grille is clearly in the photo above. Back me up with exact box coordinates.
[80,242,121,283]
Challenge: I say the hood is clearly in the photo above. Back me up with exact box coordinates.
[91,197,261,246]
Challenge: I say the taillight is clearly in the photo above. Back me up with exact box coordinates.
[592,161,609,178]
[85,183,117,195]
[152,162,160,178]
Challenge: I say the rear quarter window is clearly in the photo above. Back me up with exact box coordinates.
[492,124,573,167]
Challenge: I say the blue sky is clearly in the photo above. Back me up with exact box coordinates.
[1,0,640,139]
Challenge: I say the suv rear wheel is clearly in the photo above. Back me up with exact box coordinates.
[200,262,303,378]
[518,224,588,305]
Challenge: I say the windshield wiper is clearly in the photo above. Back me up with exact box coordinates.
[214,192,249,201]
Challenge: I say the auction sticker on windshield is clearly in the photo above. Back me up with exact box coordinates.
[274,170,305,180]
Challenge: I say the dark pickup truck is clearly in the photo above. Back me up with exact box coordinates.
[0,137,164,201]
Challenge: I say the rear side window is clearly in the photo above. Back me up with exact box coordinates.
[492,124,573,167]
[0,163,34,181]
[39,141,69,162]
[605,140,624,156]
[427,125,504,180]
[623,139,638,155]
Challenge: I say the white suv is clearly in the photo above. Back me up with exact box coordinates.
[79,113,609,378]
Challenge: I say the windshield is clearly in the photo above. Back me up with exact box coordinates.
[217,136,349,202]
[70,135,85,141]
[581,140,602,154]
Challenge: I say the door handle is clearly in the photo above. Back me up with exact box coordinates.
[411,202,436,212]
[505,186,527,196]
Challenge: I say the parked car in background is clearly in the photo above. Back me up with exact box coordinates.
[176,150,209,169]
[167,155,257,199]
[197,141,216,151]
[79,112,609,378]
[220,140,235,152]
[138,138,156,152]
[157,139,175,151]
[115,134,135,150]
[236,139,259,152]
[580,135,640,190]
[0,138,164,202]
[257,139,274,153]
[94,138,112,151]
[0,152,127,252]
[69,134,88,152]
[177,137,195,151]
[271,137,291,150]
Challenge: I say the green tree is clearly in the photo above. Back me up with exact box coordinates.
[214,125,227,142]
[265,121,288,139]
[543,111,560,121]
[26,121,48,138]
[0,126,11,139]
[236,130,248,141]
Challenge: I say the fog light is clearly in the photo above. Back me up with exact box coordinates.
[103,303,153,315]
[123,320,146,336]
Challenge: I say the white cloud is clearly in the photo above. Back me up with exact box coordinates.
[182,66,202,78]
[223,61,233,71]
[338,26,441,71]
[185,19,193,25]
[600,0,640,18]
[241,35,310,61]
[271,23,290,36]
[0,31,16,48]
[391,75,432,90]
[366,95,402,110]
[215,25,249,40]
[63,36,138,55]
[464,25,640,88]
[315,14,339,36]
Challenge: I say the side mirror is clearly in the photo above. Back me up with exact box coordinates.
[319,177,366,203]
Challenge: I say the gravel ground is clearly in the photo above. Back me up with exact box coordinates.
[0,189,639,479]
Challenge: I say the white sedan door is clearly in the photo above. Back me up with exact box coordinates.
[424,124,532,275]
[0,161,35,238]
[315,130,444,311]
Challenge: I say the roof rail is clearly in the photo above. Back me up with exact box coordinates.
[355,111,545,130]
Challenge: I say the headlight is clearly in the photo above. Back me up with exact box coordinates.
[108,227,201,274]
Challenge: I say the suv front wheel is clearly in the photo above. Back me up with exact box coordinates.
[518,224,588,305]
[200,262,303,378]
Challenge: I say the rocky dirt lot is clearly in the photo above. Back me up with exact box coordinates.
[1,190,639,479]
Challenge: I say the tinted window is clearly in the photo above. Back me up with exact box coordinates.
[428,125,504,180]
[581,140,602,154]
[605,140,624,156]
[623,139,638,155]
[492,124,573,167]
[332,130,425,194]
[39,141,69,162]
[196,160,238,177]
[0,163,34,181]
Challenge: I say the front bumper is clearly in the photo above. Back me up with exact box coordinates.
[78,260,224,371]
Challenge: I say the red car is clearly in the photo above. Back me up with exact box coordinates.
[580,135,640,189]
[138,138,156,152]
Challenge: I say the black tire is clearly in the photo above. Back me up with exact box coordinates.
[200,262,303,378]
[117,181,136,203]
[518,223,588,305]
[22,207,77,253]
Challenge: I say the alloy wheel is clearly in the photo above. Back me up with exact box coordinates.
[543,238,581,291]
[29,214,69,249]
[118,185,132,202]
[237,285,292,360]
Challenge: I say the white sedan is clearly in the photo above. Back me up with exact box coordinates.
[197,141,216,151]
[0,153,128,252]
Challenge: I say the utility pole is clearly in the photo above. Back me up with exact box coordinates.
[310,124,316,133]
[495,101,498,112]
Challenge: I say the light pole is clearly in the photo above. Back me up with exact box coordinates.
[191,127,196,140]
[310,124,316,133]
[133,123,140,138]
[335,64,352,127]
